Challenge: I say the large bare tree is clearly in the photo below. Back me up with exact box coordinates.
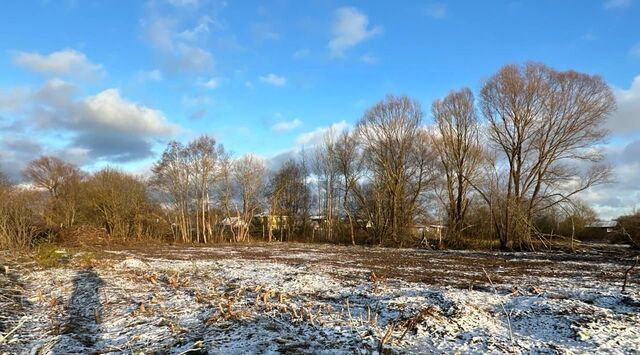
[23,156,82,199]
[152,137,226,243]
[355,95,437,245]
[186,135,222,243]
[478,63,615,249]
[432,88,484,243]
[23,156,83,227]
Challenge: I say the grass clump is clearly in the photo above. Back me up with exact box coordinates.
[34,243,68,268]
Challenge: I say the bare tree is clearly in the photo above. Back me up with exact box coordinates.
[266,174,285,242]
[152,137,227,243]
[152,141,191,242]
[0,174,41,250]
[334,131,363,245]
[23,156,79,198]
[83,168,152,241]
[23,156,83,228]
[617,211,640,249]
[312,128,340,242]
[406,129,440,232]
[478,63,615,250]
[432,88,484,243]
[233,154,266,242]
[267,159,311,242]
[186,135,222,243]
[215,150,235,241]
[355,95,436,245]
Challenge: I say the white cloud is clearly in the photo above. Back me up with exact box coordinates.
[0,80,180,165]
[135,69,163,83]
[259,73,287,86]
[177,16,217,42]
[12,49,104,81]
[57,147,91,167]
[425,3,447,19]
[272,118,302,132]
[579,140,640,219]
[329,7,382,57]
[296,121,349,146]
[582,74,640,218]
[293,49,311,59]
[245,81,255,89]
[81,89,177,135]
[141,16,214,73]
[168,0,199,7]
[630,43,640,58]
[604,0,632,9]
[265,149,298,171]
[0,86,30,113]
[172,44,214,73]
[607,75,640,134]
[143,17,176,51]
[146,69,163,81]
[202,77,220,89]
[361,54,379,64]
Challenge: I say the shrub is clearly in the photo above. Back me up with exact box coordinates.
[616,212,640,249]
[34,243,68,268]
[0,186,44,250]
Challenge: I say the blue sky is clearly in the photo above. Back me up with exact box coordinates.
[0,0,639,218]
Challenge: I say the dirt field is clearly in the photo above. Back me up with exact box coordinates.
[1,243,639,354]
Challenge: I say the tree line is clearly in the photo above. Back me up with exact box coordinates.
[2,62,635,251]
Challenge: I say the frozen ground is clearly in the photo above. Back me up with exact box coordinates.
[1,243,639,354]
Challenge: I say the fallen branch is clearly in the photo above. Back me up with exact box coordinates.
[622,256,639,294]
[0,317,26,344]
[397,306,440,341]
[621,227,640,250]
[482,268,514,344]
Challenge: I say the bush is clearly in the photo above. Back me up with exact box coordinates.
[81,168,168,242]
[616,212,640,249]
[0,187,44,250]
[34,243,68,268]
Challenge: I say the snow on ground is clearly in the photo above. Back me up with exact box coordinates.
[1,244,639,354]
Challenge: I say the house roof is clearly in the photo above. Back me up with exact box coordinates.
[586,220,618,228]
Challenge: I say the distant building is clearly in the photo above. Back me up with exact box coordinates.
[309,215,326,230]
[253,213,289,230]
[585,220,618,233]
[220,216,247,229]
[415,224,446,234]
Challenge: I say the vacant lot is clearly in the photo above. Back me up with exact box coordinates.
[1,243,639,354]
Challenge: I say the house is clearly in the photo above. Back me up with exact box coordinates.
[415,224,446,234]
[356,219,374,229]
[309,215,326,223]
[253,213,289,230]
[585,220,618,233]
[219,216,248,229]
[309,215,326,230]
